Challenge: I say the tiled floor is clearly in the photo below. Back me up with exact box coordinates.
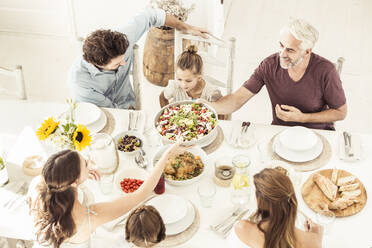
[1,0,372,134]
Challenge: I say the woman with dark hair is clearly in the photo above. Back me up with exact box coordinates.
[28,143,185,248]
[228,168,323,248]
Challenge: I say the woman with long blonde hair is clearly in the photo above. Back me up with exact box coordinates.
[228,168,323,248]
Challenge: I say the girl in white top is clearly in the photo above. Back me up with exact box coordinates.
[228,168,323,248]
[28,144,186,248]
[159,45,222,107]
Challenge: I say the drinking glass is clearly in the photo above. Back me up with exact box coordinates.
[99,174,114,194]
[257,139,273,165]
[197,181,216,208]
[316,210,335,234]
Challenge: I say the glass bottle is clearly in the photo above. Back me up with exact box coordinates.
[154,174,165,194]
[0,156,9,187]
[231,155,251,206]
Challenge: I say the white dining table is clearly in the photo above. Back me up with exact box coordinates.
[0,99,371,247]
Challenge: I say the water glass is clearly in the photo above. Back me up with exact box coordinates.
[257,140,273,165]
[99,174,114,194]
[197,181,216,208]
[144,127,162,148]
[316,210,335,234]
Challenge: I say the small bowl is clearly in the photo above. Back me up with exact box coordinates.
[114,131,146,155]
[152,145,209,186]
[114,167,149,194]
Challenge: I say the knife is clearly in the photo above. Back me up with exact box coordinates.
[346,132,354,157]
[343,131,350,157]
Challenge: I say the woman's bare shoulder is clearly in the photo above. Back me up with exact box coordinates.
[295,228,322,248]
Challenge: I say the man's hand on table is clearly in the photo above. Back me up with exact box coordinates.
[276,104,305,122]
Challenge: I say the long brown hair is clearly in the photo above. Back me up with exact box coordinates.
[32,150,81,248]
[125,205,166,247]
[252,168,298,248]
[177,45,203,75]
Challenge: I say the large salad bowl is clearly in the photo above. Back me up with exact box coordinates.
[154,100,219,147]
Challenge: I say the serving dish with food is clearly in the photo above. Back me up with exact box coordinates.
[153,145,209,186]
[154,101,218,147]
[301,168,367,217]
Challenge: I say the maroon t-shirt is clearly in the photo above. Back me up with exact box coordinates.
[243,53,346,130]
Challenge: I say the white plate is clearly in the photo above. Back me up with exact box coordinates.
[86,110,107,134]
[279,126,318,152]
[74,102,101,126]
[147,194,188,224]
[164,199,195,235]
[114,167,149,194]
[273,135,323,163]
[153,145,209,186]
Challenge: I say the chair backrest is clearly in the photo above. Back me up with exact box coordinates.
[334,57,345,76]
[0,65,27,100]
[131,44,141,110]
[174,30,236,119]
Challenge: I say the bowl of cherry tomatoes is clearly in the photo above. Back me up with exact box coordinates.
[115,167,149,194]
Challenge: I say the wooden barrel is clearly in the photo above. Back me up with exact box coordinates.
[143,27,175,87]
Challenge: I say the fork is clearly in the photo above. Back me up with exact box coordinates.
[347,133,354,157]
[210,207,242,232]
[221,208,250,238]
[128,111,133,131]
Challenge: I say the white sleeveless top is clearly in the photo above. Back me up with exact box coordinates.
[227,224,253,248]
[163,79,222,103]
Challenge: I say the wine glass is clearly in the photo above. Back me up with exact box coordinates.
[316,210,335,234]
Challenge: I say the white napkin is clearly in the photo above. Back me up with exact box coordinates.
[0,181,25,208]
[127,111,146,132]
[338,133,362,161]
[7,126,47,166]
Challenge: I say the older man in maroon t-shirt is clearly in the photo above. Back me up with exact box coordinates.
[203,19,347,130]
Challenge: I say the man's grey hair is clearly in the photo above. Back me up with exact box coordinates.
[280,19,319,51]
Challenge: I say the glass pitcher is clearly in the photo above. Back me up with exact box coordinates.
[231,155,251,206]
[88,133,118,174]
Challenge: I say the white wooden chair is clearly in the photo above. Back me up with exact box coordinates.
[0,65,27,100]
[335,57,345,76]
[174,30,236,119]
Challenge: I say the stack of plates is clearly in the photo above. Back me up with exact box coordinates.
[74,102,107,133]
[273,126,323,162]
[147,194,195,235]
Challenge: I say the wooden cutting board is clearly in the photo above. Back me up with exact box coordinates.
[301,169,367,217]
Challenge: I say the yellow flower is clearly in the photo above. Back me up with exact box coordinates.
[36,117,60,141]
[73,125,91,151]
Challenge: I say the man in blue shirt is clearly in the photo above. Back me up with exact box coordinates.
[69,8,209,109]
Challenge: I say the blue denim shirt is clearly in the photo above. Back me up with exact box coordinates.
[69,8,166,109]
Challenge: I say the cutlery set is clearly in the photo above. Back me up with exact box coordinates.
[210,208,251,238]
[128,111,148,169]
[230,121,252,147]
[343,131,354,158]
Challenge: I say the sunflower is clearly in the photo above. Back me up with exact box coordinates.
[73,124,91,151]
[36,117,60,141]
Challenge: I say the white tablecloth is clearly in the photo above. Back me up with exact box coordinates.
[0,100,371,247]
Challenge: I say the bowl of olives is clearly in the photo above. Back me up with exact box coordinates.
[114,131,145,155]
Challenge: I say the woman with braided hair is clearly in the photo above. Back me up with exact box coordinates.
[228,168,323,248]
[27,142,187,248]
